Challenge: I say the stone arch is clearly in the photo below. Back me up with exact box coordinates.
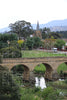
[34,63,53,80]
[11,64,30,80]
[57,62,67,78]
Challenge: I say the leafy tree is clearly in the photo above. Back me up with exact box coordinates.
[41,27,50,39]
[0,67,21,100]
[25,37,42,50]
[54,39,65,50]
[0,33,18,49]
[0,47,22,58]
[9,20,34,39]
[26,37,34,50]
[49,32,62,39]
[33,37,42,48]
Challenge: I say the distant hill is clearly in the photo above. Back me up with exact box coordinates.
[50,26,67,32]
[0,19,67,32]
[44,19,67,27]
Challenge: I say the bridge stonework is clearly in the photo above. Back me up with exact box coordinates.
[0,57,67,80]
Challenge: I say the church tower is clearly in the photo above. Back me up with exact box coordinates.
[37,21,39,30]
[34,21,42,39]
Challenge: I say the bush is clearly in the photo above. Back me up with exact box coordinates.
[0,33,18,49]
[0,47,22,58]
[42,87,54,98]
[0,70,21,100]
[41,87,62,100]
[65,79,67,84]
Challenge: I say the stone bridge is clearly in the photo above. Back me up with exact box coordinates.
[0,57,67,80]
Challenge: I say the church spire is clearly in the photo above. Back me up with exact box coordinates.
[36,21,39,30]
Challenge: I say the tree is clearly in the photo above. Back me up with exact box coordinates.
[49,32,62,39]
[0,47,22,58]
[54,39,65,50]
[0,68,21,100]
[41,27,50,39]
[25,37,42,50]
[0,33,18,49]
[25,37,34,50]
[9,20,34,39]
[33,37,42,48]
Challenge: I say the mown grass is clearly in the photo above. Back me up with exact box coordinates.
[22,50,67,58]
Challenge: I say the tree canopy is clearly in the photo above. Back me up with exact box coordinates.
[54,39,65,50]
[9,20,34,39]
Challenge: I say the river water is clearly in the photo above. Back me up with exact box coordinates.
[35,77,46,89]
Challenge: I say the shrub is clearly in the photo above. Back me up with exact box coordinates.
[0,47,22,58]
[0,70,21,100]
[42,87,54,98]
[41,87,62,100]
[65,79,67,84]
[18,40,24,50]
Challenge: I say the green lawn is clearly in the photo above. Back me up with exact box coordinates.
[22,50,67,58]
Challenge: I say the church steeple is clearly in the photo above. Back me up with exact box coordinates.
[37,21,39,30]
[33,21,42,39]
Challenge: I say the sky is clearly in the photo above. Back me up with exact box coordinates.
[0,0,67,29]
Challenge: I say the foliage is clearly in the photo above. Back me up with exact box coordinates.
[49,32,62,39]
[44,38,56,49]
[9,40,19,49]
[0,33,18,49]
[25,37,42,50]
[0,33,18,42]
[54,39,65,50]
[0,69,21,100]
[11,65,24,74]
[41,87,62,100]
[33,37,42,48]
[20,87,41,100]
[18,40,24,50]
[18,40,24,46]
[65,79,67,84]
[51,80,67,89]
[34,64,46,74]
[57,63,67,74]
[0,53,3,63]
[9,20,34,39]
[41,27,50,39]
[25,37,34,50]
[55,31,67,38]
[0,46,22,58]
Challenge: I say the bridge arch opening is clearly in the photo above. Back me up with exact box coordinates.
[34,63,53,80]
[57,62,67,79]
[11,64,30,80]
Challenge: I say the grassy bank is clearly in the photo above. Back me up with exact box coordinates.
[22,50,67,58]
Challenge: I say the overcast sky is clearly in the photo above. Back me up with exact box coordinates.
[0,0,67,29]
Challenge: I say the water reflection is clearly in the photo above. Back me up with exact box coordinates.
[35,77,46,89]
